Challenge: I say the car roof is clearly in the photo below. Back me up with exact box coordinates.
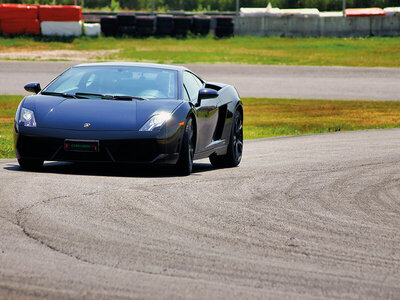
[73,62,188,72]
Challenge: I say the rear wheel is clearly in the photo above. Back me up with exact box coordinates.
[18,158,43,171]
[210,109,243,168]
[175,117,195,176]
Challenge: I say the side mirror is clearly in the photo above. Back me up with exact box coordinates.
[196,88,219,107]
[24,82,41,94]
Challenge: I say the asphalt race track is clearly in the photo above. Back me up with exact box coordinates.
[1,61,400,100]
[1,129,399,299]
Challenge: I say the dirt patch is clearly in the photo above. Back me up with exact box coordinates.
[0,49,119,61]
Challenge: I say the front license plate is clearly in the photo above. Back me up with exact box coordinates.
[64,140,99,152]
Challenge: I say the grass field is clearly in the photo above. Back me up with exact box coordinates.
[244,98,400,139]
[1,95,400,159]
[1,36,400,67]
[0,95,20,159]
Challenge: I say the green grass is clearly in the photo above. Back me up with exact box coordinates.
[2,95,400,159]
[0,95,20,158]
[1,36,400,67]
[243,98,400,139]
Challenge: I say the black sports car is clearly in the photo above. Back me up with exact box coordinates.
[14,63,243,175]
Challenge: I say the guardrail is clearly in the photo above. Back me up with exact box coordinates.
[237,7,400,37]
[235,14,400,37]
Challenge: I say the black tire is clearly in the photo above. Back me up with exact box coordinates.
[135,26,154,36]
[18,158,43,171]
[215,16,234,38]
[173,16,192,37]
[117,14,136,27]
[118,25,136,37]
[176,117,195,176]
[100,17,118,37]
[134,16,155,37]
[192,16,210,35]
[209,110,243,168]
[215,16,233,27]
[136,16,155,27]
[156,15,174,36]
[215,25,234,38]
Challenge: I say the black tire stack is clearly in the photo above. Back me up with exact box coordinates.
[100,16,118,37]
[215,16,234,38]
[191,16,211,36]
[156,15,174,36]
[100,14,234,38]
[173,16,192,37]
[135,16,155,37]
[117,14,136,37]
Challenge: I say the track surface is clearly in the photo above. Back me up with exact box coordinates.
[2,61,400,100]
[1,129,399,299]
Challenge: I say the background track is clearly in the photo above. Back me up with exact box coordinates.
[1,61,400,100]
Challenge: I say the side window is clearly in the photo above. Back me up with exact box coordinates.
[183,71,203,101]
[193,74,203,89]
[183,85,190,101]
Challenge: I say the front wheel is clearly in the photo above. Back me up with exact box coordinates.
[209,109,243,168]
[175,117,195,176]
[18,158,44,171]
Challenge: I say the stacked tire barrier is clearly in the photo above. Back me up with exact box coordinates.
[135,16,155,36]
[0,7,232,38]
[39,5,82,36]
[100,16,118,37]
[101,15,157,37]
[117,14,136,36]
[192,16,211,35]
[215,16,234,37]
[100,14,225,38]
[0,4,88,37]
[173,16,191,36]
[83,23,101,36]
[39,5,81,21]
[0,4,40,35]
[156,15,174,36]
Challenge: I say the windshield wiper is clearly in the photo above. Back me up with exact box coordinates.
[75,92,148,101]
[112,95,149,101]
[41,91,80,99]
[75,92,104,98]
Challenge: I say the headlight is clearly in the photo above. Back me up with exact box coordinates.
[19,107,37,127]
[139,112,171,131]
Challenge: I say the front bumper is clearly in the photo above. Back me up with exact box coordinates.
[15,127,182,165]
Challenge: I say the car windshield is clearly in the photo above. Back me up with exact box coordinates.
[43,66,178,100]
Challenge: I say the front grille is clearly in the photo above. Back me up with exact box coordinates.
[104,139,160,162]
[55,147,112,162]
[17,135,63,159]
[17,135,162,163]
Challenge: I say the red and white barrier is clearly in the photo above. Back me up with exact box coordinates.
[38,5,83,36]
[384,7,400,16]
[84,23,101,36]
[0,4,40,35]
[0,4,38,20]
[38,5,82,22]
[1,18,40,35]
[345,8,386,17]
[41,21,83,36]
[319,11,343,17]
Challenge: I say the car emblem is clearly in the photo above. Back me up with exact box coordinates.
[83,123,91,128]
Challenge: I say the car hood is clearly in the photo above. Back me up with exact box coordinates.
[22,95,182,131]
